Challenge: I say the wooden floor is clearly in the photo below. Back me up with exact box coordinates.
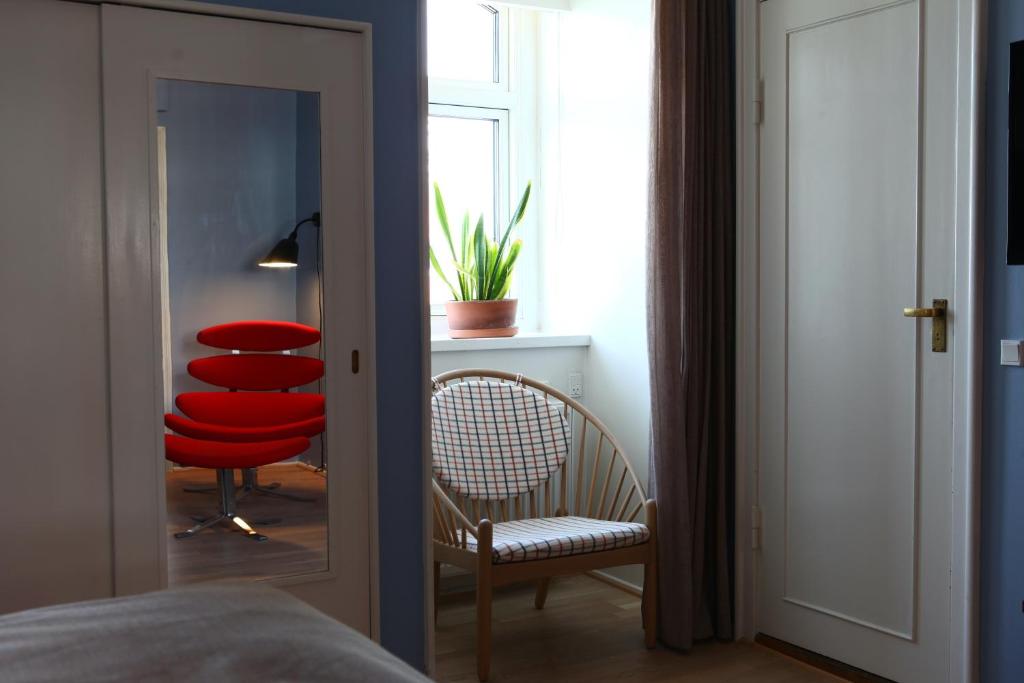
[166,463,327,585]
[435,575,841,683]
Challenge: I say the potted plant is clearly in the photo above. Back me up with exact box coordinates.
[430,181,532,339]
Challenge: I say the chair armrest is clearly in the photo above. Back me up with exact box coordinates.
[432,480,479,547]
[644,498,657,534]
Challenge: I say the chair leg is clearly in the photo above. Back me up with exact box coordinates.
[476,520,493,682]
[534,577,551,609]
[241,467,315,502]
[434,561,441,625]
[643,557,657,648]
[476,574,492,681]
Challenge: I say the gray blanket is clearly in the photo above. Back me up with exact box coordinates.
[0,582,429,682]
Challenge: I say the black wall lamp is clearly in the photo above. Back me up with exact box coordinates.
[258,212,321,268]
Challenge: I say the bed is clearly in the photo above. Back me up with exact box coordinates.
[0,582,429,682]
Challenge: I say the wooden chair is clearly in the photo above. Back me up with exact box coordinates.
[431,369,657,681]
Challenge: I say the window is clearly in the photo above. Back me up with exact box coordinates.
[427,1,536,329]
[427,2,500,84]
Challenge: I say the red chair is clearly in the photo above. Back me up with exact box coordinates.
[164,321,325,540]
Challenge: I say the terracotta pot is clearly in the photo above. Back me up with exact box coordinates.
[445,299,518,339]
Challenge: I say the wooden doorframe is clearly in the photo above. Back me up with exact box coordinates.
[732,1,984,681]
[98,0,380,641]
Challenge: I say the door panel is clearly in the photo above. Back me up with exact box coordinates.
[785,0,919,637]
[759,1,954,680]
[102,5,373,631]
[0,0,112,614]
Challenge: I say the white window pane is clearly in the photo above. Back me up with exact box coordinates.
[428,1,497,83]
[428,115,498,304]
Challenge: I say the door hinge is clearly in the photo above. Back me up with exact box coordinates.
[753,78,764,125]
[751,505,762,550]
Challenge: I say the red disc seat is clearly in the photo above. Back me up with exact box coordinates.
[165,434,310,469]
[176,392,324,427]
[165,413,325,443]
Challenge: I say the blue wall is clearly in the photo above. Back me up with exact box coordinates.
[159,80,301,401]
[295,91,325,468]
[982,1,1024,680]
[194,0,426,669]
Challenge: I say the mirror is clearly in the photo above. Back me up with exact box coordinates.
[156,79,328,585]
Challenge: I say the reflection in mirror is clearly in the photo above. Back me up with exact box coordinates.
[156,79,327,585]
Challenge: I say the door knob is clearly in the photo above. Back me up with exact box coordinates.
[903,298,947,352]
[902,306,945,317]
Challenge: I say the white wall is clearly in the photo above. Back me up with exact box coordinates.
[431,345,587,396]
[546,0,652,586]
[548,0,651,475]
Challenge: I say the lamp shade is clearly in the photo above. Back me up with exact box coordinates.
[258,237,299,268]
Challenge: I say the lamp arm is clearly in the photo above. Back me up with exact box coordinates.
[287,211,322,240]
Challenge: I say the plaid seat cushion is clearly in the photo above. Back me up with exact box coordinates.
[466,516,650,564]
[432,380,570,500]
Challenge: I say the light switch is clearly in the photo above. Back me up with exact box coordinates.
[1000,340,1023,366]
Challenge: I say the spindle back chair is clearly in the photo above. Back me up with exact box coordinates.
[431,369,657,682]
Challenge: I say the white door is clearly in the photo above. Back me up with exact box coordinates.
[101,5,375,631]
[758,1,956,681]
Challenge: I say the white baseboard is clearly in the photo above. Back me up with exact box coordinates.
[587,570,642,597]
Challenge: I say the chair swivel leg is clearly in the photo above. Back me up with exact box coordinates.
[238,467,315,502]
[174,469,268,542]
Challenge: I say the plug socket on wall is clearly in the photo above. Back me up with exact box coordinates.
[568,371,584,398]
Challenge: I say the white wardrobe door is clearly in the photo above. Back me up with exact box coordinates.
[0,0,111,613]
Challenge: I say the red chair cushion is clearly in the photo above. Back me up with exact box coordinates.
[164,434,309,469]
[176,392,324,427]
[165,413,325,442]
[188,354,324,390]
[197,320,321,352]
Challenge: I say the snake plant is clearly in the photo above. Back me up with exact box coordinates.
[429,181,531,301]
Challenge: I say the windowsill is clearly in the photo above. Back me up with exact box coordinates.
[431,332,591,353]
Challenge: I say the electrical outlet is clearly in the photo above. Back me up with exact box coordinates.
[568,371,584,398]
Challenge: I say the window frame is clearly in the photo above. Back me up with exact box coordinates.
[427,3,539,331]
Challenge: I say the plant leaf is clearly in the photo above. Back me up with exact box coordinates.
[491,239,522,298]
[458,213,471,299]
[474,215,487,300]
[429,246,459,300]
[433,183,458,263]
[492,182,532,283]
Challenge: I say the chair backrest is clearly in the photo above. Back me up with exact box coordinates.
[197,320,321,352]
[431,370,648,527]
[188,320,323,391]
[188,354,323,391]
[432,379,570,501]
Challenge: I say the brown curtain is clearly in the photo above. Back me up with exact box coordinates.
[646,0,735,650]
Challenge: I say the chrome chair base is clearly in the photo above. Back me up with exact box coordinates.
[174,469,268,542]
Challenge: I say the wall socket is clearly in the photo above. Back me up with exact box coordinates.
[568,371,584,398]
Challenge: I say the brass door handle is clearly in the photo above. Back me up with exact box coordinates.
[903,306,945,318]
[903,298,947,352]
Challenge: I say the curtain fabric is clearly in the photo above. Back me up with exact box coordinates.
[646,0,735,650]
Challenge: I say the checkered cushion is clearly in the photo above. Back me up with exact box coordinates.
[432,380,570,500]
[466,516,650,564]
